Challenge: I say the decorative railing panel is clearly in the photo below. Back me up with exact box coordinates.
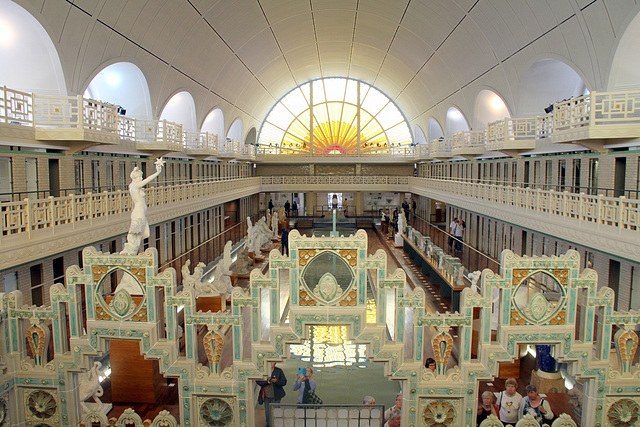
[33,95,118,133]
[0,178,259,240]
[554,95,590,131]
[0,86,34,125]
[591,90,640,126]
[411,178,640,232]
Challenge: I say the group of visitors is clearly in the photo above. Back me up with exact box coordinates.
[448,217,466,255]
[268,199,298,217]
[257,362,320,427]
[477,380,554,426]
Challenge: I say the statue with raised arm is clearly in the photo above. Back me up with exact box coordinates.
[121,158,165,255]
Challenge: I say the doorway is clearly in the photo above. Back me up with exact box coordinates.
[614,157,626,197]
[25,157,38,198]
[48,158,60,197]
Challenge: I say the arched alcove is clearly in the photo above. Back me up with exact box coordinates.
[0,0,66,95]
[607,11,640,90]
[201,108,225,138]
[159,91,197,133]
[473,89,511,130]
[517,58,589,117]
[445,107,469,137]
[413,125,428,146]
[83,62,153,120]
[227,119,243,142]
[427,118,444,141]
[245,127,257,145]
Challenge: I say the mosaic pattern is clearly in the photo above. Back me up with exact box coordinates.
[423,399,456,426]
[26,390,56,421]
[200,397,233,426]
[608,398,640,427]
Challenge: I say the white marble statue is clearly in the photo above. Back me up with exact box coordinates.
[455,266,465,287]
[398,210,407,235]
[209,263,233,298]
[271,211,279,239]
[182,260,206,289]
[182,260,232,298]
[246,217,254,252]
[222,241,232,275]
[231,246,252,275]
[255,217,272,250]
[468,270,482,292]
[121,157,165,256]
[266,209,272,231]
[78,361,106,415]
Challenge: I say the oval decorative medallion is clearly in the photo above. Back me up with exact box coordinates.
[110,289,134,317]
[528,293,549,322]
[314,273,343,302]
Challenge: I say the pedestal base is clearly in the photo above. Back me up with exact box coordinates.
[394,233,404,248]
[196,295,227,312]
[531,369,565,394]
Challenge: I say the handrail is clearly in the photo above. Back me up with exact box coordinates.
[412,177,639,232]
[3,175,636,242]
[0,177,261,242]
[3,86,640,159]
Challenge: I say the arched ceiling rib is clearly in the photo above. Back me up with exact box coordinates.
[25,0,633,130]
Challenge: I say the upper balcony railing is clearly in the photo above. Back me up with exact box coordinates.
[411,177,639,233]
[0,86,34,126]
[3,85,640,160]
[429,138,452,158]
[0,177,261,242]
[261,175,410,186]
[34,95,119,133]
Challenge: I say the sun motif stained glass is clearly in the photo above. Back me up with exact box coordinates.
[259,77,412,154]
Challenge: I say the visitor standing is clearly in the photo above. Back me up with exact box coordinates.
[285,200,291,216]
[448,217,458,252]
[497,378,523,424]
[281,228,289,256]
[518,384,554,423]
[292,367,316,404]
[476,391,499,425]
[454,219,465,254]
[257,362,287,427]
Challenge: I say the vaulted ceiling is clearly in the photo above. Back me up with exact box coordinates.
[19,0,634,132]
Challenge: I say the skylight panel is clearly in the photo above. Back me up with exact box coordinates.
[360,86,389,117]
[281,87,309,115]
[324,78,347,102]
[313,79,326,103]
[375,102,405,129]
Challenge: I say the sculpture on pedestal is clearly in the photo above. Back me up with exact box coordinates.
[231,247,252,276]
[271,211,279,239]
[120,158,165,256]
[78,361,109,415]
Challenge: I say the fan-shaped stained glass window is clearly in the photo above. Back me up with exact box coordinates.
[259,78,412,155]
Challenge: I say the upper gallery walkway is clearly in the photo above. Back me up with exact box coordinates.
[2,85,640,162]
[1,175,638,270]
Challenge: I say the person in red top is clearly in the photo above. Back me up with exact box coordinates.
[477,391,499,425]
